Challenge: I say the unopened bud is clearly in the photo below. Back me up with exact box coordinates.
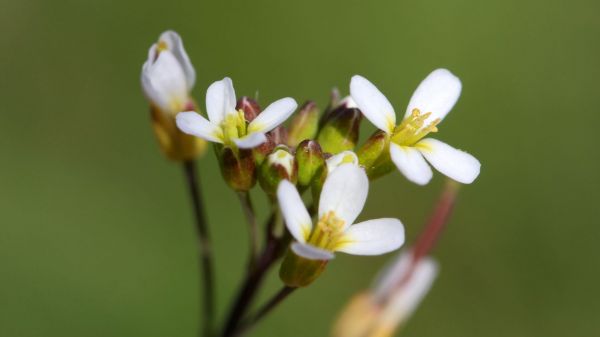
[217,146,256,191]
[317,97,362,154]
[270,126,288,145]
[287,101,320,147]
[356,130,394,180]
[236,96,261,122]
[295,140,325,190]
[258,146,297,196]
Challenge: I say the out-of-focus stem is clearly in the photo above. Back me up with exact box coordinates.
[182,160,215,337]
[411,180,460,263]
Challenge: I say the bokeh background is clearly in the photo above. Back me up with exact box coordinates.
[1,0,599,336]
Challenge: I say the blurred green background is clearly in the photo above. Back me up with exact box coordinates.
[1,0,599,336]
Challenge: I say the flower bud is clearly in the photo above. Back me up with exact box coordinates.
[295,140,325,190]
[258,146,297,196]
[270,126,288,146]
[236,96,261,123]
[317,97,362,154]
[287,101,320,147]
[141,31,205,161]
[356,130,395,179]
[217,146,256,191]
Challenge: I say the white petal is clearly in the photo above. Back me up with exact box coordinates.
[268,149,295,176]
[206,77,237,125]
[158,30,196,90]
[404,68,461,125]
[248,97,297,134]
[389,143,433,185]
[350,75,396,133]
[233,132,267,149]
[380,257,438,328]
[318,164,368,229]
[175,111,223,143]
[417,138,480,184]
[291,242,334,260]
[141,51,188,112]
[277,180,312,243]
[326,150,359,173]
[337,218,405,255]
[372,251,413,301]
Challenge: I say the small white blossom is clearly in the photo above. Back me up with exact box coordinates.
[373,252,438,333]
[141,30,196,114]
[350,69,481,185]
[277,164,405,260]
[176,77,297,149]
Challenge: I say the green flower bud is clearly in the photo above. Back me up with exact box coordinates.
[317,98,362,154]
[279,248,328,287]
[356,130,396,180]
[258,146,297,196]
[216,146,256,191]
[295,140,325,190]
[287,101,320,147]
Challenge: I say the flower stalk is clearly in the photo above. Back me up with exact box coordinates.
[182,160,215,337]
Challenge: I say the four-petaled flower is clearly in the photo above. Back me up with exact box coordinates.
[278,163,405,260]
[176,77,297,149]
[350,69,481,185]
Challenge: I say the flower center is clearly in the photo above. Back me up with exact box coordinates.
[307,211,347,251]
[221,110,248,145]
[390,108,440,146]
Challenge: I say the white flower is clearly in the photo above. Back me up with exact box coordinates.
[332,251,438,337]
[141,30,196,113]
[277,164,405,260]
[373,252,438,333]
[350,69,481,185]
[176,77,297,149]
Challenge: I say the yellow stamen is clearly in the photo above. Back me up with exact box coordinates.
[391,109,440,146]
[307,211,346,251]
[221,110,248,146]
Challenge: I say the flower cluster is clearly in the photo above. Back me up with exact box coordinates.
[141,30,481,336]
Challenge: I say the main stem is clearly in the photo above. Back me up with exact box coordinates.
[237,191,260,269]
[221,213,284,337]
[183,160,215,337]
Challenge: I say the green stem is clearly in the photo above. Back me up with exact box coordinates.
[183,160,216,337]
